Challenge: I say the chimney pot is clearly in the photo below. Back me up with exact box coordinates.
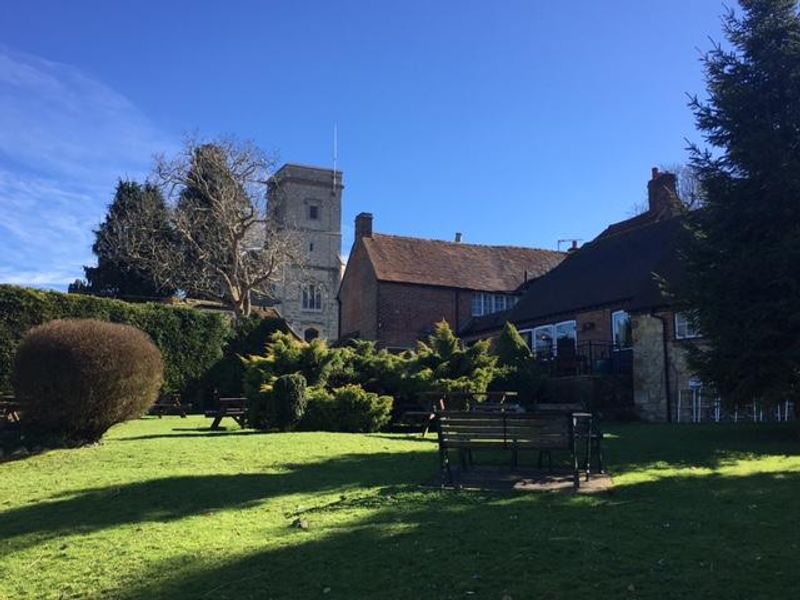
[355,212,373,239]
[454,232,463,243]
[651,167,659,180]
[570,240,578,251]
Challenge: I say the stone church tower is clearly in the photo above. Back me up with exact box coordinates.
[267,164,343,341]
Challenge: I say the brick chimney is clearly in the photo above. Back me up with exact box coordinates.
[647,167,681,216]
[355,212,373,238]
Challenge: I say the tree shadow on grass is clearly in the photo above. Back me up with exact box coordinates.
[602,422,799,471]
[112,469,800,600]
[0,449,436,557]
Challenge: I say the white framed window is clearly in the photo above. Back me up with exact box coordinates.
[675,312,701,339]
[471,293,518,317]
[301,284,323,311]
[529,320,576,357]
[612,310,632,349]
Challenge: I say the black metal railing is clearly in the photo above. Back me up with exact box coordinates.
[533,341,632,377]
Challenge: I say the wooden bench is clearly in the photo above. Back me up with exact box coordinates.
[437,411,589,488]
[205,397,247,430]
[150,393,192,418]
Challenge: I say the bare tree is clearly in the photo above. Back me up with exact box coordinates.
[96,136,303,318]
[629,163,705,216]
[660,163,704,209]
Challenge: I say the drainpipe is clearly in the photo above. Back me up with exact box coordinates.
[651,312,673,422]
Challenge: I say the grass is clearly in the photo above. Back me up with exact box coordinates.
[0,418,798,599]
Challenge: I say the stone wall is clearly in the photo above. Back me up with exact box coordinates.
[631,310,697,422]
[267,165,343,341]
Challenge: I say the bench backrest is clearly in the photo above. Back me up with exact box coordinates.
[438,412,571,449]
[218,397,247,410]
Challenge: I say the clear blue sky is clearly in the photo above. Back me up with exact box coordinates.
[0,1,726,288]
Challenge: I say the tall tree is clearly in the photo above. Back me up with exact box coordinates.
[676,0,800,404]
[71,180,173,299]
[155,137,302,317]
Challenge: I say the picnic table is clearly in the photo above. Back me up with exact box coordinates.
[150,393,192,418]
[405,390,520,437]
[205,397,247,430]
[0,396,22,428]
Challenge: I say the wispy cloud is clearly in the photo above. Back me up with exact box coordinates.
[0,48,175,288]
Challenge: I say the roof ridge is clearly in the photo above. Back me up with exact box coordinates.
[594,212,684,242]
[370,233,565,254]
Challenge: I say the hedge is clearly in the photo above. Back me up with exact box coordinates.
[0,285,230,396]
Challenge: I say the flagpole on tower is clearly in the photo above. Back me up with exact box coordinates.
[332,123,338,194]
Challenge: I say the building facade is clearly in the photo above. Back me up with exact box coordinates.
[267,164,344,341]
[339,212,565,349]
[462,168,698,422]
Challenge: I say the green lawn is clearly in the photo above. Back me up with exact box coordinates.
[0,418,798,599]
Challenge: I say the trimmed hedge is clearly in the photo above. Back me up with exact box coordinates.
[0,285,229,396]
[14,319,164,443]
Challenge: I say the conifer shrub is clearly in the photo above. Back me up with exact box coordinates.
[300,384,392,433]
[249,373,307,431]
[13,319,164,444]
[299,387,337,431]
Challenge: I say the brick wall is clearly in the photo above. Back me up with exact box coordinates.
[338,240,378,340]
[377,282,470,348]
[576,308,614,344]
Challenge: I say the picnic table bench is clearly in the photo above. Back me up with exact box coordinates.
[437,411,594,488]
[0,396,22,427]
[205,397,247,430]
[150,393,192,418]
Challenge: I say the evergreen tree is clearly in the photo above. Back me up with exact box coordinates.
[73,180,173,299]
[676,0,800,403]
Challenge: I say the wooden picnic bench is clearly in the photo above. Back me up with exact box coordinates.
[0,396,22,427]
[437,411,593,488]
[150,393,192,418]
[205,397,247,430]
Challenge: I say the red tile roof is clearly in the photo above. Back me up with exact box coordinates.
[362,234,565,292]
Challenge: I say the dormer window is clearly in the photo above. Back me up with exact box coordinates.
[308,205,319,220]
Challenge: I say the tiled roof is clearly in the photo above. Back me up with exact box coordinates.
[461,215,685,335]
[362,234,565,292]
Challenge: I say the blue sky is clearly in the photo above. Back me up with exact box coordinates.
[0,1,725,289]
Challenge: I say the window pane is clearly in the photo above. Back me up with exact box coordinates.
[492,295,503,313]
[471,294,482,317]
[675,312,699,339]
[533,325,555,357]
[612,311,632,348]
[555,320,577,355]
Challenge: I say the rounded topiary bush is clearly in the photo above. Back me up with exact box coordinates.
[13,319,164,444]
